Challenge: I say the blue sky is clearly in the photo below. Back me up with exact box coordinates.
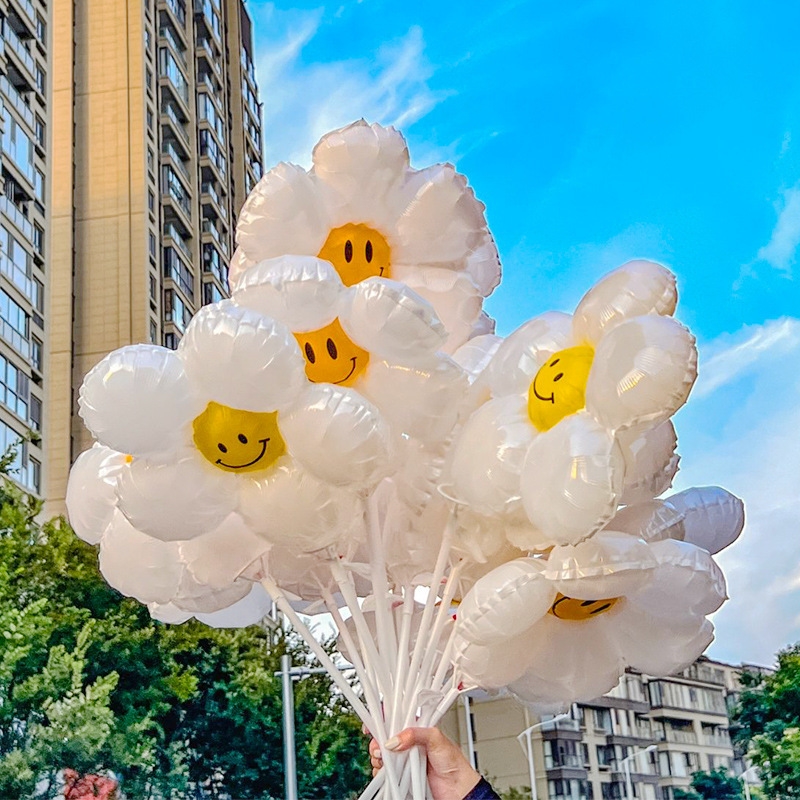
[247,0,800,667]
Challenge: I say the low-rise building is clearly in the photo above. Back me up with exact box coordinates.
[442,656,765,800]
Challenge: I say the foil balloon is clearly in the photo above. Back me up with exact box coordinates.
[233,120,501,352]
[449,260,697,547]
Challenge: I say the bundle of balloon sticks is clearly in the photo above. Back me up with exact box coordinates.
[67,122,743,800]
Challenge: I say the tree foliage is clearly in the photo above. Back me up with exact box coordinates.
[674,768,744,800]
[733,643,800,799]
[0,474,370,799]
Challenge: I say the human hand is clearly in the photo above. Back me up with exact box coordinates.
[369,727,481,800]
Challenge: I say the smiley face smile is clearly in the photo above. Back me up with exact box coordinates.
[216,437,270,469]
[332,357,358,385]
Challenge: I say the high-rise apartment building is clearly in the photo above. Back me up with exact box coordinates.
[0,0,49,496]
[46,0,263,515]
[442,657,766,800]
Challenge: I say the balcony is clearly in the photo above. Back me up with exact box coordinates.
[196,37,221,76]
[164,222,192,261]
[194,0,221,43]
[703,733,732,748]
[0,253,33,302]
[159,25,187,67]
[654,729,698,745]
[162,141,190,181]
[0,75,34,131]
[160,0,187,28]
[0,317,29,358]
[161,103,189,144]
[201,182,226,220]
[0,195,33,240]
[9,0,37,35]
[3,23,35,81]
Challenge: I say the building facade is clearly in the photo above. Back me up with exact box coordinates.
[442,657,763,800]
[45,0,263,515]
[0,0,48,496]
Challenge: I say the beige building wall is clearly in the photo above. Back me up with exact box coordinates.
[442,657,763,800]
[45,0,263,517]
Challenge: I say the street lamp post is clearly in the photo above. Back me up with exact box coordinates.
[619,745,657,800]
[516,713,572,800]
[740,766,759,800]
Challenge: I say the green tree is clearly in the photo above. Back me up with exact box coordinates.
[673,768,743,800]
[733,644,800,800]
[0,469,370,798]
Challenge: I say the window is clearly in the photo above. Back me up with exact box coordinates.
[160,48,188,101]
[34,117,45,149]
[163,288,191,332]
[32,278,44,327]
[164,247,194,301]
[0,419,36,492]
[31,337,42,371]
[30,394,41,431]
[161,165,191,215]
[36,14,47,44]
[150,319,158,343]
[149,273,157,301]
[202,281,222,305]
[148,189,155,214]
[0,354,29,419]
[2,109,35,182]
[147,146,154,175]
[164,332,178,350]
[146,67,153,90]
[149,231,156,258]
[33,225,44,257]
[34,169,45,206]
[35,66,46,96]
[0,290,30,355]
[147,106,154,132]
[28,457,40,494]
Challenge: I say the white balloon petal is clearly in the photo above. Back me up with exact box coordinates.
[280,385,393,487]
[180,300,306,412]
[232,255,343,331]
[586,315,697,432]
[99,513,184,604]
[573,260,678,342]
[196,583,273,629]
[117,454,234,541]
[66,445,127,544]
[521,413,625,545]
[664,486,745,554]
[79,345,199,455]
[449,396,534,515]
[340,278,446,361]
[617,420,680,505]
[238,460,362,551]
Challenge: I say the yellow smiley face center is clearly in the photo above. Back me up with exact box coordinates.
[294,319,370,387]
[548,593,622,621]
[528,345,595,432]
[192,402,286,474]
[317,223,392,286]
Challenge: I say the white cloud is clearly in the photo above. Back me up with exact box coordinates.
[251,8,449,167]
[674,319,800,666]
[755,185,800,276]
[695,317,800,397]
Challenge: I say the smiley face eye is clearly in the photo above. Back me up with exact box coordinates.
[553,373,564,382]
[327,338,338,359]
[238,433,248,444]
[217,443,228,453]
[344,240,353,263]
[550,358,560,367]
[365,240,373,263]
[305,343,316,364]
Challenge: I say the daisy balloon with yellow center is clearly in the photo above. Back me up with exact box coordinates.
[448,260,698,548]
[73,300,394,556]
[232,120,501,353]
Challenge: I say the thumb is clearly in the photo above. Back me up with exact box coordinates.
[384,727,442,753]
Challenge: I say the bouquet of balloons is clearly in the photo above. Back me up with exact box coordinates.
[66,121,744,800]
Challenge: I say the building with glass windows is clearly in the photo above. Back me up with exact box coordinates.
[0,0,48,495]
[45,0,263,514]
[441,656,766,800]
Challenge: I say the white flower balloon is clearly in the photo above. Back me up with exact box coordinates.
[234,120,501,352]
